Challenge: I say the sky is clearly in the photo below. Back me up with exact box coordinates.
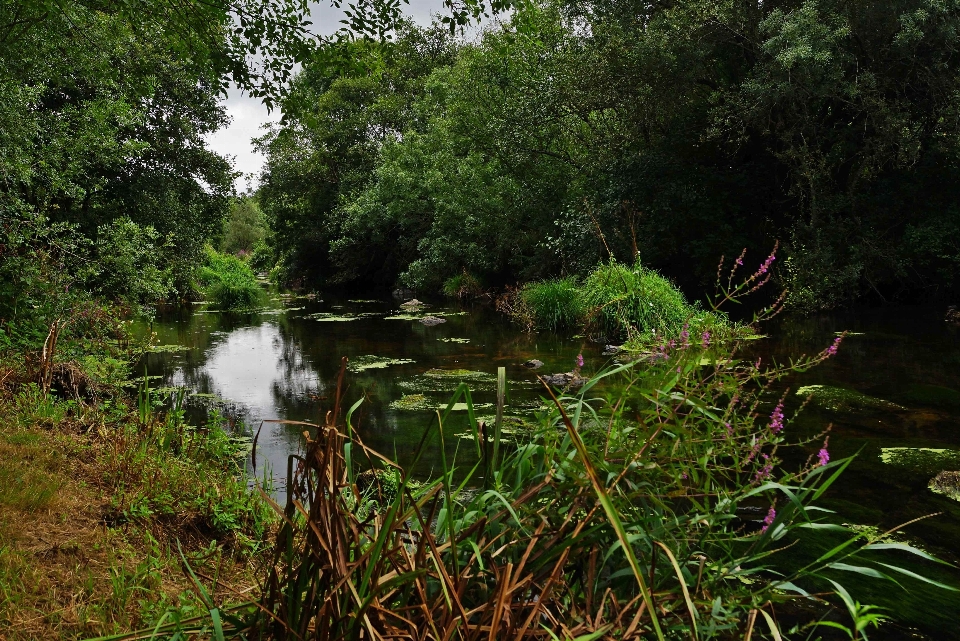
[206,0,450,192]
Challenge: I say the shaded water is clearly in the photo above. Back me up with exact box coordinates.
[141,296,960,638]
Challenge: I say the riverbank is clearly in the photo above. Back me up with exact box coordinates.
[0,359,274,639]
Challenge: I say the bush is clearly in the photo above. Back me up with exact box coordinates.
[580,259,697,341]
[516,277,584,331]
[442,271,485,299]
[196,247,263,310]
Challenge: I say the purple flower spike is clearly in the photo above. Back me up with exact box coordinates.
[576,353,584,368]
[761,506,776,533]
[702,331,711,348]
[818,447,830,466]
[769,402,784,433]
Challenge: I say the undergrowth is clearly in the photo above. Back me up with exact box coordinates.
[195,246,263,310]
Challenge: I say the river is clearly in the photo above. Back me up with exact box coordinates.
[140,293,960,639]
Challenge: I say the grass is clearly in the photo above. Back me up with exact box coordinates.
[511,260,732,344]
[0,375,274,639]
[195,246,263,310]
[516,276,584,331]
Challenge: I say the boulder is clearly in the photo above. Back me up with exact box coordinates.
[602,345,622,356]
[522,359,544,369]
[541,372,585,388]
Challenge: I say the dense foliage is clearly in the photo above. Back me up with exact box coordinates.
[258,0,960,311]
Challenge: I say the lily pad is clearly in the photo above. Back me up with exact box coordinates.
[346,355,415,373]
[879,447,960,476]
[796,385,904,412]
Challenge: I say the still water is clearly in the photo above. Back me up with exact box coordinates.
[141,293,960,638]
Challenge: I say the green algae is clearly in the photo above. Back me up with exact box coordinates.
[879,447,960,476]
[346,355,415,373]
[796,384,904,412]
[424,368,493,381]
[390,394,433,411]
[305,312,381,322]
[146,344,190,353]
[388,394,492,412]
[348,299,381,303]
[385,311,468,321]
[439,337,471,343]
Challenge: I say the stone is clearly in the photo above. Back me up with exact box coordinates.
[540,372,585,388]
[522,359,544,369]
[602,345,622,356]
[929,470,960,501]
[419,316,446,326]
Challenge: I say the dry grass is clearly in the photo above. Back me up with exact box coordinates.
[0,391,263,640]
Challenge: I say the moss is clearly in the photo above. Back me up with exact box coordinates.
[346,355,415,373]
[796,385,904,412]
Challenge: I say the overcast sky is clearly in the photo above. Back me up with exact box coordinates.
[206,0,450,192]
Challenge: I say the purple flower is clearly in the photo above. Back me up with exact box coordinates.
[826,336,842,357]
[818,448,830,467]
[725,422,733,437]
[769,402,784,434]
[761,506,776,533]
[576,353,584,368]
[736,257,743,266]
[701,331,711,348]
[680,323,690,347]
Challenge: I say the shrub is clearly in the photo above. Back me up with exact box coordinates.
[441,271,485,298]
[580,259,697,341]
[517,277,584,331]
[196,247,263,310]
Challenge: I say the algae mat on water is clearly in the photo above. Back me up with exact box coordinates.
[346,355,415,373]
[796,384,904,412]
[879,447,960,476]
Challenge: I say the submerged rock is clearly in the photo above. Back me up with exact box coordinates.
[796,385,904,413]
[929,471,960,501]
[420,316,446,326]
[521,359,544,369]
[541,372,585,388]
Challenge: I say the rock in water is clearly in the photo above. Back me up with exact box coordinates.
[602,345,622,356]
[420,316,446,326]
[947,306,960,324]
[522,359,544,369]
[400,298,424,308]
[541,372,585,388]
[930,470,960,501]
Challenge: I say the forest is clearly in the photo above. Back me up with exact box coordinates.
[3,0,960,639]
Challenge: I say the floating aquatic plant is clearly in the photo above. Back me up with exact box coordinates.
[346,355,415,373]
[797,384,904,412]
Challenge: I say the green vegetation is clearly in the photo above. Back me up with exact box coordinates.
[196,247,264,310]
[123,326,958,640]
[255,2,960,310]
[0,335,272,639]
[510,259,731,343]
[797,385,905,413]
